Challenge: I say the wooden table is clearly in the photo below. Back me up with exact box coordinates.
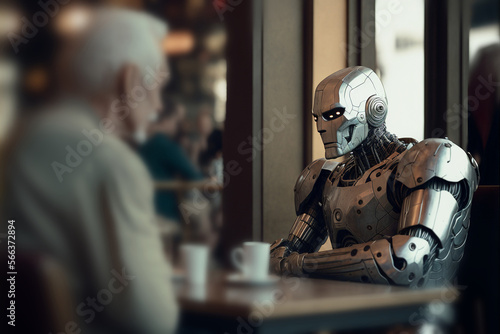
[155,180,223,192]
[175,270,453,334]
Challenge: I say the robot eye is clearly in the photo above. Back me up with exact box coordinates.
[322,108,345,121]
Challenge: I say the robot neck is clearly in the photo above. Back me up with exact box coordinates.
[351,125,406,174]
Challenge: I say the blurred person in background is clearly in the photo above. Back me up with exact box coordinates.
[140,99,226,265]
[140,99,203,225]
[467,42,500,185]
[3,7,178,334]
[175,115,194,154]
[198,128,224,255]
[189,104,214,163]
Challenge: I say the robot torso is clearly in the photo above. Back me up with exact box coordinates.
[322,152,402,249]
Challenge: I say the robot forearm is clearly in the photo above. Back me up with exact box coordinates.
[279,234,432,287]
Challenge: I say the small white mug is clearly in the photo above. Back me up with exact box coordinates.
[231,241,270,281]
[181,244,209,285]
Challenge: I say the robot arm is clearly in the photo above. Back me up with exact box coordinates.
[299,178,463,287]
[270,158,333,275]
[270,212,327,275]
[274,139,479,288]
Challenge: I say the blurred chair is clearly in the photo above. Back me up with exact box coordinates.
[17,253,76,333]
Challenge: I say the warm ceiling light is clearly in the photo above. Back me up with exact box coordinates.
[203,29,226,54]
[163,30,195,56]
[25,67,48,93]
[56,5,91,36]
[0,8,20,36]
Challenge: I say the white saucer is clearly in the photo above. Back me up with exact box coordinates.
[226,273,280,286]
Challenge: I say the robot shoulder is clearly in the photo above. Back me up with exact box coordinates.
[294,158,338,214]
[395,138,479,189]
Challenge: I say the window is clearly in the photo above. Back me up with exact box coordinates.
[375,0,425,140]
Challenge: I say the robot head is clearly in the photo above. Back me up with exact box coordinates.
[313,66,388,159]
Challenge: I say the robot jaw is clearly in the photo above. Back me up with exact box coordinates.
[322,118,368,159]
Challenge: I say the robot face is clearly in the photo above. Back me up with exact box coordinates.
[312,67,388,159]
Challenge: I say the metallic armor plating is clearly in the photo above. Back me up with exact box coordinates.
[270,66,479,288]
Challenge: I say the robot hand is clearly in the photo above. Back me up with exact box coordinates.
[270,240,305,276]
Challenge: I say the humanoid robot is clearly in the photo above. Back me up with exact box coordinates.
[270,66,479,288]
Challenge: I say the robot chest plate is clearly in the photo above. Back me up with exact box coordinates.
[322,167,400,247]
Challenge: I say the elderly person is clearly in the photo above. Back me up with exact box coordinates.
[3,8,178,334]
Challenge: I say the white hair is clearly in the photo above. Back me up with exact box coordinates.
[72,7,168,94]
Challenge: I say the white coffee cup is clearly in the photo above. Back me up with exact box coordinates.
[181,244,209,285]
[231,242,270,281]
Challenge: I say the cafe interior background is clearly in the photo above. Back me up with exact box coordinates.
[0,0,498,333]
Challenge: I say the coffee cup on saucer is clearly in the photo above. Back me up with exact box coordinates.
[229,241,279,285]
